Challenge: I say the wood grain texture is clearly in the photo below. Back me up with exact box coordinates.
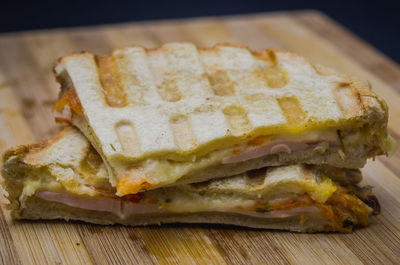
[1,10,400,265]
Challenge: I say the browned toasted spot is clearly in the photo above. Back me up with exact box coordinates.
[157,73,182,102]
[333,82,363,118]
[223,106,251,135]
[349,80,383,113]
[337,80,352,87]
[248,135,270,146]
[96,55,127,107]
[245,93,271,110]
[278,97,306,126]
[112,51,144,104]
[54,117,72,125]
[267,50,278,65]
[170,115,197,150]
[115,122,141,156]
[208,70,235,96]
[252,49,277,64]
[253,50,288,88]
[256,66,288,88]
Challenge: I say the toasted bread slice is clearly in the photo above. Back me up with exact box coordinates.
[1,127,379,232]
[53,43,395,195]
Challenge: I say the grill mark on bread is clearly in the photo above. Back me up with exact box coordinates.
[167,44,213,99]
[113,47,165,105]
[333,81,363,118]
[147,45,187,102]
[208,70,235,96]
[170,115,197,150]
[95,55,127,107]
[278,97,306,126]
[251,49,275,63]
[255,66,288,88]
[155,43,213,101]
[112,49,147,105]
[157,72,182,102]
[223,106,252,135]
[115,122,141,156]
[253,50,288,88]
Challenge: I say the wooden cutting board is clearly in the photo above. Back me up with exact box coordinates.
[1,10,400,265]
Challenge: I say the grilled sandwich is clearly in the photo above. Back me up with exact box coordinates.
[53,43,395,195]
[1,127,379,232]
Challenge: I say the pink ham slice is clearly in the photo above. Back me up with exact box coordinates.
[222,131,340,164]
[223,141,310,164]
[36,191,324,220]
[36,191,160,218]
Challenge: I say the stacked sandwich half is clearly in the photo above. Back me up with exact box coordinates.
[1,43,396,232]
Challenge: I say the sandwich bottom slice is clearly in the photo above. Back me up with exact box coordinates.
[1,127,380,232]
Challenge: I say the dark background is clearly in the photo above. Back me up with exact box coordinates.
[1,0,399,63]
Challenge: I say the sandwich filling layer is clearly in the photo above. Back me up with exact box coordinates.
[1,128,378,232]
[57,103,394,196]
[18,171,376,232]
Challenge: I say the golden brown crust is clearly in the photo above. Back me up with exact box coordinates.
[2,127,75,164]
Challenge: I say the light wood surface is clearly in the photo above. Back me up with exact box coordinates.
[1,10,400,265]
